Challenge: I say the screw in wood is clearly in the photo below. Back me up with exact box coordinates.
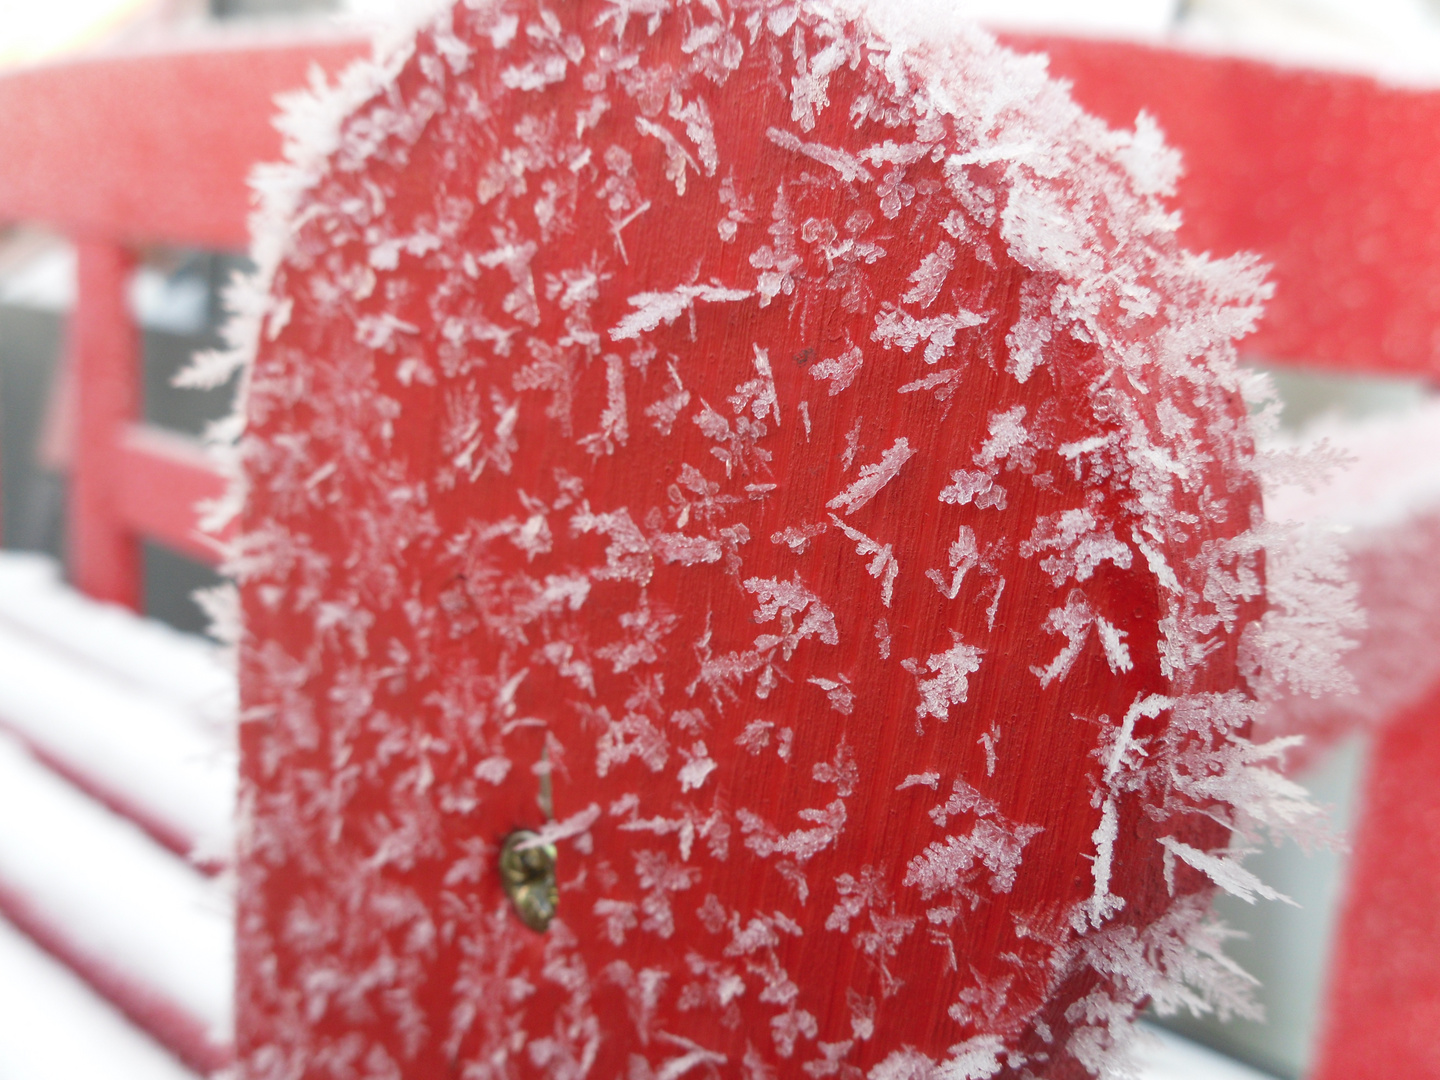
[498,830,558,932]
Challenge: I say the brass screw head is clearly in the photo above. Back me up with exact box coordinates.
[498,830,558,932]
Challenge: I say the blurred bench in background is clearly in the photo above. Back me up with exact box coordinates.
[0,27,363,1078]
[2,19,1440,1080]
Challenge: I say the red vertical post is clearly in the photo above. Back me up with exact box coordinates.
[1313,685,1440,1079]
[67,240,141,609]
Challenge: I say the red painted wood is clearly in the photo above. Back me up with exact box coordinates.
[0,31,366,249]
[68,241,141,609]
[118,424,232,566]
[10,30,1440,372]
[0,31,358,596]
[1005,34,1440,380]
[1312,684,1440,1079]
[237,5,1281,1077]
[8,18,1435,1075]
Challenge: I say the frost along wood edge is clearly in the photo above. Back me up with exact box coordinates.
[231,1,1350,1076]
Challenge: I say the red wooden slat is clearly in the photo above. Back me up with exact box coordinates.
[0,717,209,870]
[0,32,362,596]
[7,23,1440,1073]
[0,880,230,1075]
[1005,34,1440,380]
[1312,686,1440,1079]
[68,241,140,608]
[0,31,367,249]
[8,32,1440,375]
[118,424,231,567]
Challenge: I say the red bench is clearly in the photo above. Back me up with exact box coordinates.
[3,19,1438,1078]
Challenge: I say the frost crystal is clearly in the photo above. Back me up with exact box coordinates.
[809,345,864,395]
[904,632,983,725]
[827,438,917,516]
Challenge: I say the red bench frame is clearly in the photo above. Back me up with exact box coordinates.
[0,29,366,605]
[2,24,1437,1079]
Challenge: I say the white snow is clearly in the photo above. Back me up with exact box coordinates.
[0,915,199,1080]
[964,0,1440,86]
[809,345,864,396]
[1159,837,1295,907]
[829,515,899,607]
[1133,1022,1277,1080]
[0,234,75,311]
[0,732,233,1044]
[1085,796,1125,926]
[130,266,211,336]
[609,284,751,341]
[872,307,989,364]
[0,552,235,1064]
[935,0,1179,37]
[764,127,873,182]
[1264,398,1440,533]
[1178,0,1440,85]
[1254,397,1440,747]
[904,632,984,724]
[0,567,236,864]
[0,553,235,722]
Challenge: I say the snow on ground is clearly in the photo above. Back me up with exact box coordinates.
[0,552,234,1070]
[334,0,1440,83]
[0,616,235,855]
[967,0,1440,83]
[1178,0,1440,84]
[905,0,1181,36]
[1258,397,1440,765]
[0,553,234,721]
[896,0,1440,84]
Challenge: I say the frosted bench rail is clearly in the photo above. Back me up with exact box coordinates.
[0,733,233,1049]
[0,554,234,862]
[0,914,200,1080]
[0,552,235,1073]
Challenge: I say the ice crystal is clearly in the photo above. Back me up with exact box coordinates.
[904,633,984,726]
[827,438,917,516]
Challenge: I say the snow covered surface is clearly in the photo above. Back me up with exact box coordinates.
[0,555,234,858]
[331,0,1440,83]
[1134,1023,1275,1080]
[1265,397,1440,533]
[0,236,74,312]
[0,553,234,723]
[1177,0,1440,85]
[909,0,1181,37]
[977,0,1440,85]
[0,730,233,1042]
[0,551,235,1066]
[0,914,199,1080]
[0,233,216,331]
